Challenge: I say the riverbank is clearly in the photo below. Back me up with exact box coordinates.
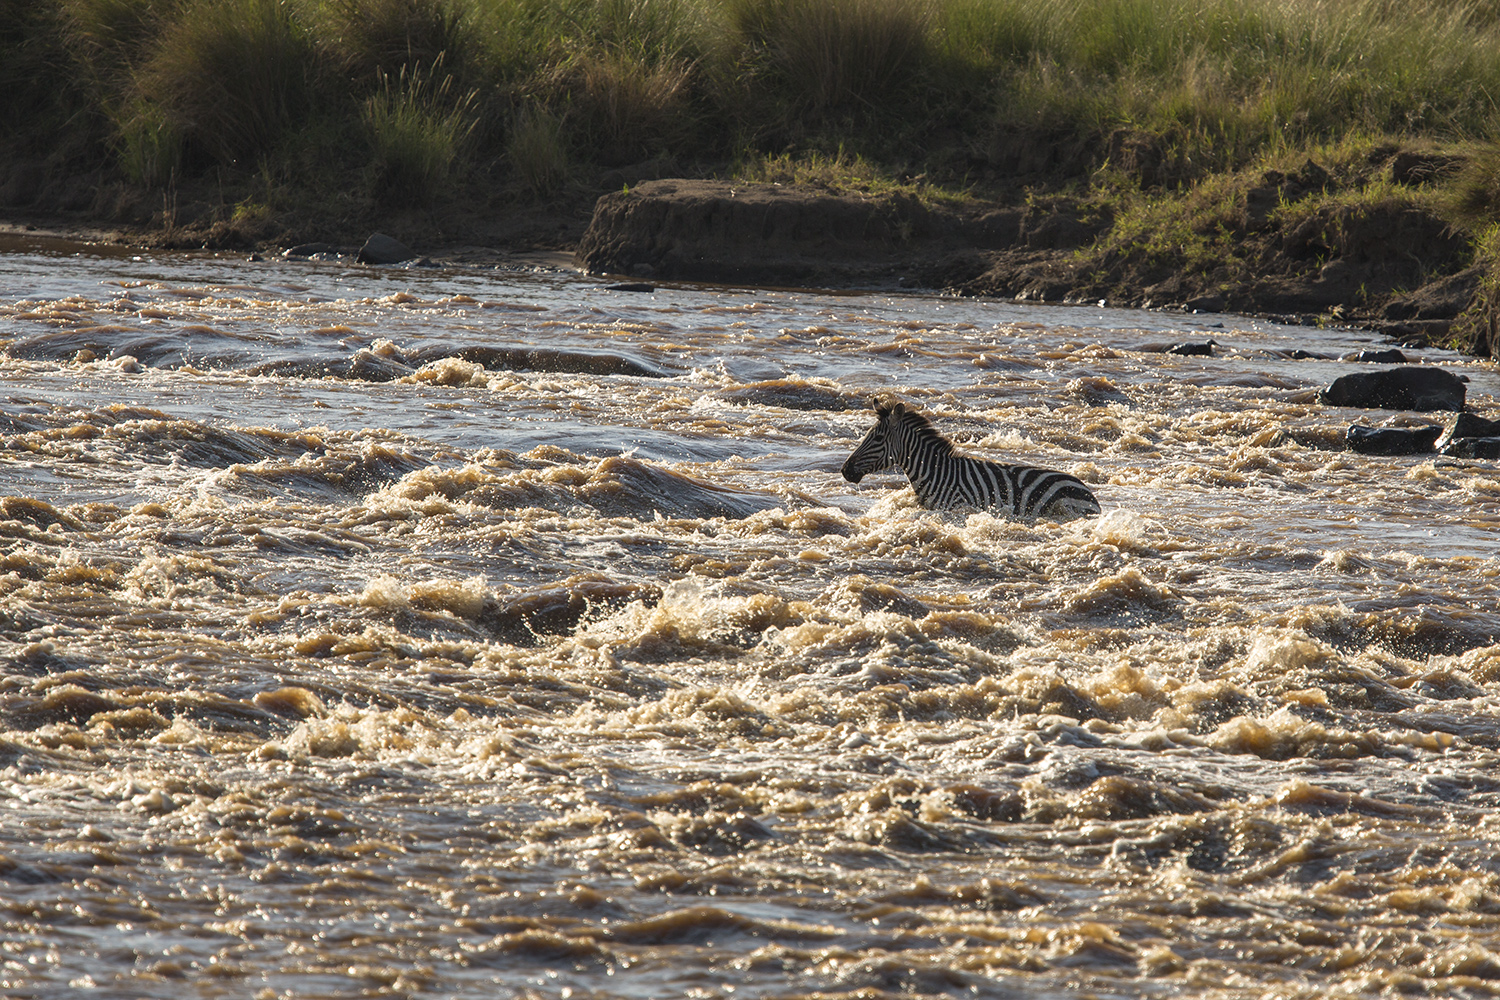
[4,141,1491,357]
[5,0,1500,355]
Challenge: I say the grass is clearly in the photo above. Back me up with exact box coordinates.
[363,57,478,205]
[5,0,1499,198]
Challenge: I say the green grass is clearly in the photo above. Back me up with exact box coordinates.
[363,57,478,205]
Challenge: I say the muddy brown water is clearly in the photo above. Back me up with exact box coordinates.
[2,234,1499,999]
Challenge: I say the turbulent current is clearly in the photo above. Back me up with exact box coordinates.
[2,233,1499,1000]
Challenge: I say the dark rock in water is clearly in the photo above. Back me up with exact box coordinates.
[605,282,656,292]
[412,345,669,379]
[1285,349,1331,360]
[1344,424,1440,455]
[1435,412,1500,451]
[1442,437,1500,460]
[714,379,862,411]
[1318,366,1467,412]
[244,350,414,382]
[357,233,416,265]
[1166,340,1216,356]
[1341,349,1407,364]
[285,242,339,258]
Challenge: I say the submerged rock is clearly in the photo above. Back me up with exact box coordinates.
[1441,437,1500,459]
[1340,348,1407,364]
[1318,366,1466,411]
[483,577,662,646]
[1166,340,1216,356]
[1344,424,1441,456]
[1434,411,1500,451]
[357,233,416,265]
[284,242,339,258]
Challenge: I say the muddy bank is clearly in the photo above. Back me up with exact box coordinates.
[574,161,1485,352]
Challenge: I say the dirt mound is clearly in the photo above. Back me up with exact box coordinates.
[576,174,1480,348]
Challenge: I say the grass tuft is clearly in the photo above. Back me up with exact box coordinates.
[137,0,314,166]
[363,57,478,205]
[507,104,568,197]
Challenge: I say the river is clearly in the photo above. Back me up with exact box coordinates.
[1,233,1499,999]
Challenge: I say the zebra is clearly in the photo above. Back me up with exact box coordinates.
[841,398,1101,521]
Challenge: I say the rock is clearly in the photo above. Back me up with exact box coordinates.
[1435,412,1500,451]
[284,242,339,258]
[1318,366,1467,412]
[577,179,1028,287]
[1340,349,1407,363]
[1166,340,1216,356]
[1442,437,1500,459]
[357,233,416,265]
[1345,424,1441,455]
[604,282,656,292]
[482,577,662,646]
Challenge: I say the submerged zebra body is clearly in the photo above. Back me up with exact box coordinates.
[841,399,1101,521]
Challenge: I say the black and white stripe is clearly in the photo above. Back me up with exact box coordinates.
[841,399,1100,521]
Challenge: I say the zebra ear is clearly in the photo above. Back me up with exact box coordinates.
[873,397,894,418]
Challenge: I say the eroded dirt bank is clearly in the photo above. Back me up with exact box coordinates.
[575,163,1484,352]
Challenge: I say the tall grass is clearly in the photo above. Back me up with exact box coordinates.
[363,57,478,204]
[3,0,1500,211]
[716,0,933,115]
[137,0,315,166]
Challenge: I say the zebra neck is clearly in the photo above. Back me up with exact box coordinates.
[894,421,955,501]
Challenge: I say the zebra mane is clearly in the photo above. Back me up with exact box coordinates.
[883,401,956,456]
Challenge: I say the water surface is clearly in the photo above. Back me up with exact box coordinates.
[2,235,1499,999]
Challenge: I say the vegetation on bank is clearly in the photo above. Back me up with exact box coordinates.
[4,0,1500,351]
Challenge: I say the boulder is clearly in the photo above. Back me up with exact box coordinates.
[1165,340,1216,356]
[1340,349,1406,364]
[285,242,339,258]
[357,233,416,265]
[1442,437,1500,460]
[1318,366,1467,412]
[1344,424,1441,455]
[1435,412,1500,451]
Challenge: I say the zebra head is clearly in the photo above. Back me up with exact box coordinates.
[841,398,908,483]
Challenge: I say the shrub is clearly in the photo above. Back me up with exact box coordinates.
[363,57,478,204]
[137,0,315,166]
[557,50,698,165]
[317,0,477,82]
[507,104,567,196]
[717,0,935,115]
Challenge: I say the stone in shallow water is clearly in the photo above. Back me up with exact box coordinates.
[1318,366,1467,411]
[1441,436,1500,460]
[1344,424,1440,455]
[1434,411,1500,451]
[357,232,416,265]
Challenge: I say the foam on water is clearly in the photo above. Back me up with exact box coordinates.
[1,239,1499,998]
